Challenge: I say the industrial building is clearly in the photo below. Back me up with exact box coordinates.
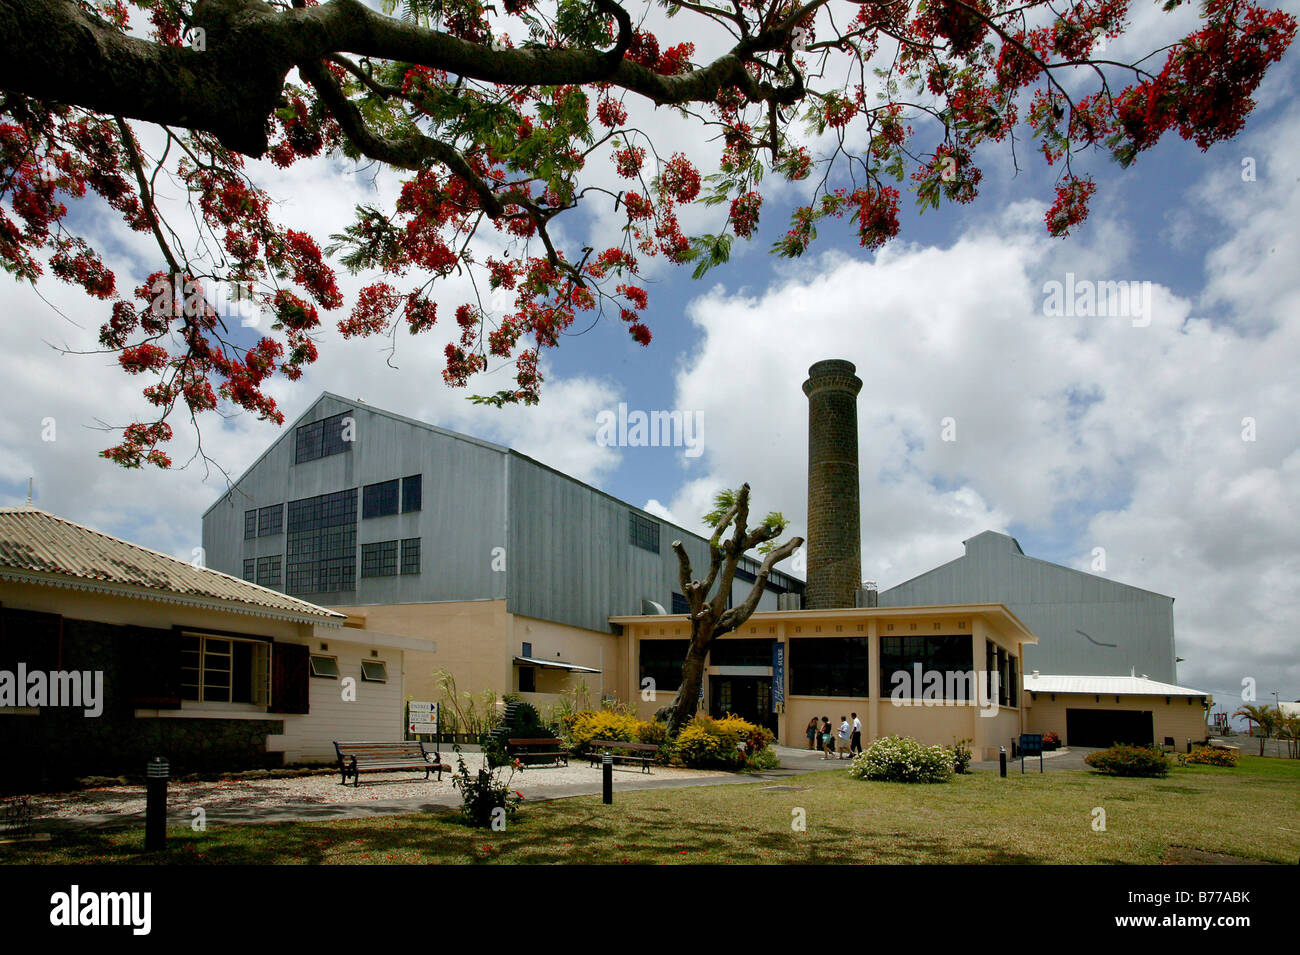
[879,531,1178,683]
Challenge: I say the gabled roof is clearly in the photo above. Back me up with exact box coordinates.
[1024,673,1207,697]
[0,507,344,626]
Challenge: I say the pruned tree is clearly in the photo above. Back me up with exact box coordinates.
[654,482,801,734]
[0,0,1294,466]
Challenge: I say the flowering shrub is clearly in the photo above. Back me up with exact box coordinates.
[565,710,640,754]
[1084,744,1170,777]
[848,736,955,783]
[674,715,774,770]
[1181,747,1239,767]
[1042,731,1062,750]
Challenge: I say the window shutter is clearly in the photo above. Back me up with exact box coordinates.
[126,626,183,708]
[270,642,310,714]
[0,608,62,671]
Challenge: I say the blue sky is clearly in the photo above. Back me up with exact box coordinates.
[1,0,1298,717]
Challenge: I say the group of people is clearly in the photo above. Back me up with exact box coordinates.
[806,714,862,759]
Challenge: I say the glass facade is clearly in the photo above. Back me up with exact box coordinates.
[285,489,357,594]
[789,637,869,697]
[881,635,975,700]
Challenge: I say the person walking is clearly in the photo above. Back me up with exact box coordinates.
[806,716,820,751]
[837,715,852,759]
[820,717,834,759]
[850,712,863,755]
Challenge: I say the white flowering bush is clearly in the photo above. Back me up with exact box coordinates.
[848,735,955,784]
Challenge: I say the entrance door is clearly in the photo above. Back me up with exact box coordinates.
[709,676,777,735]
[1065,708,1154,747]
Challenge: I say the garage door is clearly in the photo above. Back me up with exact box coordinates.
[1066,709,1154,747]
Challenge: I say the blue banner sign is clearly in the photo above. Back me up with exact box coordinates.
[772,642,786,711]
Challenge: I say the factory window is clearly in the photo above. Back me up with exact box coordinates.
[639,639,689,692]
[257,503,283,537]
[878,635,975,701]
[671,592,689,615]
[294,411,353,464]
[285,489,357,594]
[243,510,258,540]
[628,511,659,553]
[361,540,398,578]
[401,538,421,575]
[402,474,422,513]
[790,638,869,697]
[363,479,400,519]
[255,555,282,589]
[242,559,256,582]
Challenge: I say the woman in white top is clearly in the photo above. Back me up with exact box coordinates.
[837,716,852,759]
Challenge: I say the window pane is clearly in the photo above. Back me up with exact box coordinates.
[244,510,258,540]
[401,538,420,575]
[402,475,422,513]
[360,660,388,683]
[295,412,352,464]
[628,512,660,553]
[789,638,869,697]
[310,655,340,678]
[258,503,283,537]
[362,479,399,519]
[639,639,689,691]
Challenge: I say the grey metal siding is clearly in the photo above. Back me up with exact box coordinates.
[878,532,1177,681]
[203,395,508,605]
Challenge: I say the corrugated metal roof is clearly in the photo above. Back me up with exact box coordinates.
[0,506,344,624]
[1024,673,1207,697]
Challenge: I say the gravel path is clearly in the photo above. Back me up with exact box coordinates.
[4,753,724,823]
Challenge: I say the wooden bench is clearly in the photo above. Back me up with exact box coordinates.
[587,739,659,774]
[333,740,450,787]
[507,737,568,767]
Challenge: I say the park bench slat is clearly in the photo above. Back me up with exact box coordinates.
[333,740,449,786]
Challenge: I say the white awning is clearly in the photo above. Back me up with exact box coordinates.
[512,656,601,673]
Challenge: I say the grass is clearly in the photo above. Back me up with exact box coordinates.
[4,756,1297,865]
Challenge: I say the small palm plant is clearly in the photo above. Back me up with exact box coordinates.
[1232,703,1280,756]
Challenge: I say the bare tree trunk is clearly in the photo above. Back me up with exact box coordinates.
[658,633,712,735]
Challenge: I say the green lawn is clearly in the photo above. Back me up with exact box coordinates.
[5,756,1297,865]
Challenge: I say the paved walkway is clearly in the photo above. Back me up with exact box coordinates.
[28,744,1102,832]
[37,757,823,832]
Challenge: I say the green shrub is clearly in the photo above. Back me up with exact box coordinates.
[1084,743,1170,777]
[950,738,973,774]
[848,735,954,783]
[745,747,780,771]
[1181,747,1239,767]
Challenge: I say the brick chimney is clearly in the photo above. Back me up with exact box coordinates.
[802,359,862,610]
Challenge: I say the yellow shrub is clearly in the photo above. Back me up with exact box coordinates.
[568,710,641,753]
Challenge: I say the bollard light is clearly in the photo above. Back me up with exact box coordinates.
[602,752,613,805]
[145,756,169,851]
[999,746,1007,779]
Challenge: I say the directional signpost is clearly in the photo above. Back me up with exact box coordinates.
[407,701,439,739]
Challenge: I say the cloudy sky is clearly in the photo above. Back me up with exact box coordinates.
[2,0,1298,715]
